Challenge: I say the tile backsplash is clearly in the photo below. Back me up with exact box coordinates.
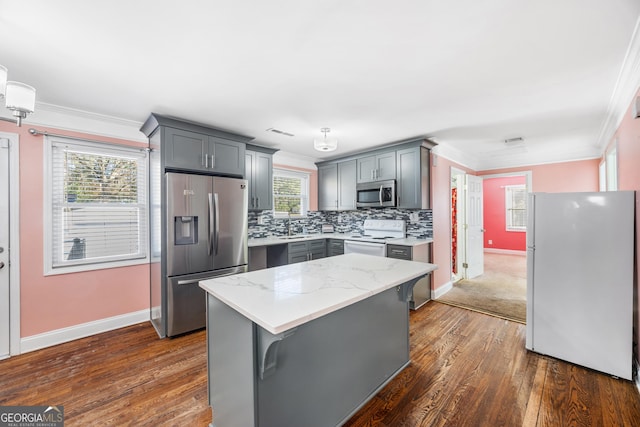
[248,209,433,239]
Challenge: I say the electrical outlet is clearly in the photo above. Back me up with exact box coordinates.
[488,239,493,245]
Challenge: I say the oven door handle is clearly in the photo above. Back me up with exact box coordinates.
[379,185,383,205]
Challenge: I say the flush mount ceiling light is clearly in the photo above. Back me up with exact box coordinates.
[314,127,338,152]
[0,64,36,127]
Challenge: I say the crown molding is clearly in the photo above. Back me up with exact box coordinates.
[596,16,640,150]
[430,141,479,171]
[0,102,146,143]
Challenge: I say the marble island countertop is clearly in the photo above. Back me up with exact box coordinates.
[199,253,437,335]
[248,234,433,247]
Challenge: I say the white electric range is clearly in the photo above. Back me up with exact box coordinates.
[343,219,406,257]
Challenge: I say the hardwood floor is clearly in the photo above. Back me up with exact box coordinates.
[1,302,638,426]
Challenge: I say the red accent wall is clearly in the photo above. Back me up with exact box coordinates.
[483,176,527,251]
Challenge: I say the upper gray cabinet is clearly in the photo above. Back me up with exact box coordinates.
[396,146,431,209]
[318,160,357,211]
[337,160,357,210]
[318,163,338,211]
[141,113,253,177]
[356,151,396,183]
[246,145,277,211]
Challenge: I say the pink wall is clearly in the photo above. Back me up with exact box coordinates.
[478,159,600,192]
[605,88,640,364]
[0,123,150,338]
[482,176,526,251]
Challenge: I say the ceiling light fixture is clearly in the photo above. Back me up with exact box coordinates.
[0,64,36,127]
[314,127,338,152]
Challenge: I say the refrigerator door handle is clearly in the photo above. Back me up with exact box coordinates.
[213,193,220,255]
[208,193,214,256]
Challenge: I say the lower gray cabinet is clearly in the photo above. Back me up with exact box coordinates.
[386,243,432,309]
[288,240,326,264]
[327,239,344,256]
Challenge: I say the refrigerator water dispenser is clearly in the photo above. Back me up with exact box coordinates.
[175,216,198,245]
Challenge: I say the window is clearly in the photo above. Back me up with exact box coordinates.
[273,168,309,217]
[44,136,148,274]
[505,185,526,231]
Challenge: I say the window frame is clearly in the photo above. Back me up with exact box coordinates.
[43,135,149,276]
[272,168,310,218]
[505,184,527,232]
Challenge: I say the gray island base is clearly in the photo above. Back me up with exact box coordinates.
[200,253,437,427]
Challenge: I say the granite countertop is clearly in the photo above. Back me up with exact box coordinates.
[248,234,433,247]
[199,253,438,335]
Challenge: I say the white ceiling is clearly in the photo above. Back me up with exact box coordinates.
[1,0,639,170]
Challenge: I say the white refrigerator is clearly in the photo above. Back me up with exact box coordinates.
[526,191,634,380]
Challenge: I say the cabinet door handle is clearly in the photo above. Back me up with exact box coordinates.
[210,154,215,169]
[256,197,259,208]
[204,154,209,168]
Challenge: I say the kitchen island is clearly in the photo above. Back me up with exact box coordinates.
[199,253,437,427]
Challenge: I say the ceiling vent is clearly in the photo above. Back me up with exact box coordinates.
[266,128,295,137]
[504,137,524,145]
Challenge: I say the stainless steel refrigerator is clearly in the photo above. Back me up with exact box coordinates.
[525,191,634,380]
[151,172,248,337]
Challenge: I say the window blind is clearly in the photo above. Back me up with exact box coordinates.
[50,138,148,268]
[273,169,309,216]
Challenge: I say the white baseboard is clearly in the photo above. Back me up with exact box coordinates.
[635,358,640,393]
[484,248,526,256]
[433,281,453,299]
[20,309,150,354]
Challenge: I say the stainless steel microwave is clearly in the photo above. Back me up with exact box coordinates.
[356,180,396,208]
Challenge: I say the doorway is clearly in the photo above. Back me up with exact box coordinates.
[0,131,20,358]
[444,169,531,323]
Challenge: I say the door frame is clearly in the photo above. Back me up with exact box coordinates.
[0,131,21,356]
[450,167,466,282]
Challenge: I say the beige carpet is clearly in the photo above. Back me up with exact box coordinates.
[438,253,527,323]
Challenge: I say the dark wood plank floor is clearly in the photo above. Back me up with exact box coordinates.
[1,302,638,426]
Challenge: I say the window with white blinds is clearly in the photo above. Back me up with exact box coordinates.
[505,184,527,232]
[44,135,148,274]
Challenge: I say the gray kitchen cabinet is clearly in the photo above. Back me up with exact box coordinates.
[327,239,344,256]
[245,146,277,211]
[338,160,357,210]
[288,240,326,264]
[386,243,432,309]
[318,160,356,211]
[141,114,252,177]
[163,127,209,171]
[396,146,431,209]
[357,151,396,183]
[318,163,338,211]
[163,128,245,175]
[210,136,246,177]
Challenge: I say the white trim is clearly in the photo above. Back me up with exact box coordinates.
[433,281,453,299]
[596,15,640,150]
[273,151,319,170]
[42,135,150,275]
[484,248,526,256]
[0,102,146,144]
[0,131,21,356]
[431,142,479,171]
[20,309,150,354]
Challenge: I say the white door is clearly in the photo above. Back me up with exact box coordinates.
[464,175,484,279]
[0,137,10,358]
